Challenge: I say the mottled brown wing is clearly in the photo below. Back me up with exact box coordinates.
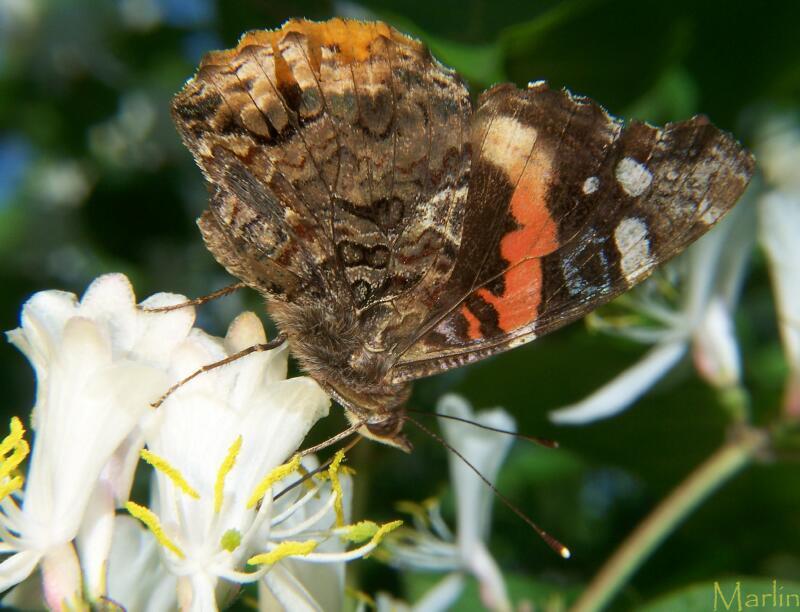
[390,81,754,383]
[172,19,471,318]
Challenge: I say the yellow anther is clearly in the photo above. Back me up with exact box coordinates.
[342,520,380,544]
[247,454,301,509]
[0,418,29,502]
[0,476,24,501]
[125,501,185,559]
[247,540,317,566]
[328,449,346,527]
[140,449,199,500]
[0,439,29,481]
[0,418,25,457]
[368,520,403,549]
[214,436,242,513]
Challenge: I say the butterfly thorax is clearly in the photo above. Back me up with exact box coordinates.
[268,298,414,450]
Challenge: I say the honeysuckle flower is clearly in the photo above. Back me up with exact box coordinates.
[1,273,194,607]
[758,114,800,418]
[128,311,401,611]
[384,394,515,612]
[550,201,754,425]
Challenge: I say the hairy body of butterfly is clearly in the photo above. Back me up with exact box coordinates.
[172,18,754,451]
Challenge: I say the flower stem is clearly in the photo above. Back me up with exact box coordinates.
[570,426,769,612]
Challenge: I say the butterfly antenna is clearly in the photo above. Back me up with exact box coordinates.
[404,415,571,559]
[299,420,364,457]
[274,435,362,501]
[405,408,559,448]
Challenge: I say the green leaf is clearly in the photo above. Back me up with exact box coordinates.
[499,0,689,111]
[377,13,506,86]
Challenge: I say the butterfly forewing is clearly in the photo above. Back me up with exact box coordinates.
[390,82,753,382]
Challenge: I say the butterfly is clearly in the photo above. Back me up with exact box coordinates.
[171,18,754,451]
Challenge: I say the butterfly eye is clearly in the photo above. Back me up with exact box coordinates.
[365,413,401,437]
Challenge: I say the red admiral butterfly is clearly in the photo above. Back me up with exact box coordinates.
[171,18,754,451]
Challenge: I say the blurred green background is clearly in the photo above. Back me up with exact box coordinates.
[1,0,799,610]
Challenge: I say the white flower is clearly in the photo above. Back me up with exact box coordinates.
[550,202,754,425]
[758,114,800,418]
[756,113,800,191]
[385,394,517,612]
[127,311,401,611]
[1,273,193,607]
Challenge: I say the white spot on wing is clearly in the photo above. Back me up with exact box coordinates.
[614,217,653,283]
[583,176,599,195]
[427,184,468,207]
[508,333,536,349]
[481,116,538,179]
[699,198,724,225]
[615,157,653,197]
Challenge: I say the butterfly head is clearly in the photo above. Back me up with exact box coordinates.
[346,408,412,453]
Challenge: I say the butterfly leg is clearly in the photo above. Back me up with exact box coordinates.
[140,282,246,312]
[151,333,287,408]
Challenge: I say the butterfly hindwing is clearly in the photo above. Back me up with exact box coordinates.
[390,82,754,382]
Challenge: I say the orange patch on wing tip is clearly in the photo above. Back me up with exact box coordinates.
[460,304,483,341]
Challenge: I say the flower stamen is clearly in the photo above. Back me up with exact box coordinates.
[0,418,29,501]
[125,501,185,559]
[247,454,301,509]
[140,449,200,500]
[328,449,346,527]
[300,520,404,563]
[214,436,242,513]
[0,417,26,456]
[247,540,318,565]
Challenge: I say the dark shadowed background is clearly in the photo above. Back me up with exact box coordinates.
[1,0,799,609]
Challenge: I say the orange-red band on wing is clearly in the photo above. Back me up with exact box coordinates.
[476,127,559,333]
[460,304,483,341]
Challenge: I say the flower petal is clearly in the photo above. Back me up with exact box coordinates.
[692,298,741,389]
[41,542,83,610]
[412,573,466,612]
[224,311,267,354]
[437,394,514,546]
[76,479,116,601]
[466,542,511,612]
[78,273,140,353]
[0,549,42,594]
[760,190,800,372]
[134,292,196,366]
[259,563,325,612]
[549,340,688,424]
[106,515,177,612]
